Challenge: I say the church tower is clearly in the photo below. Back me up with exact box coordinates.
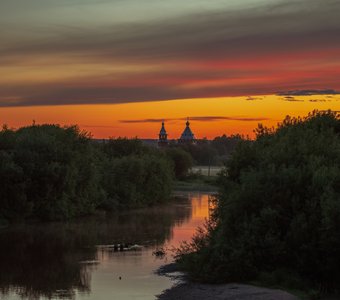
[158,121,168,147]
[179,117,196,144]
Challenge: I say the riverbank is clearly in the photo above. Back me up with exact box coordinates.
[156,264,299,300]
[157,282,299,300]
[173,175,218,192]
[0,192,211,300]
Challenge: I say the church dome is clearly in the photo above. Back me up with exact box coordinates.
[159,122,167,135]
[180,119,195,141]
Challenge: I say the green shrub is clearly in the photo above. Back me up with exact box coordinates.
[178,111,340,291]
[0,125,103,221]
[0,126,174,220]
[101,154,173,209]
[165,147,193,179]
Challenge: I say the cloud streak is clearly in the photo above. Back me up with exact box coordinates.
[278,89,340,96]
[119,116,270,123]
[282,96,304,102]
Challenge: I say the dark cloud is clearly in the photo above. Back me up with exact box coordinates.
[278,89,340,96]
[0,0,340,106]
[120,116,270,123]
[120,118,165,124]
[2,1,340,64]
[0,84,188,107]
[246,96,263,101]
[81,124,118,128]
[309,99,327,102]
[187,116,270,122]
[282,96,304,102]
[0,75,303,107]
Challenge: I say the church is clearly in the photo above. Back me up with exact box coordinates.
[158,118,196,147]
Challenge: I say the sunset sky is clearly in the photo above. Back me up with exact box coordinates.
[1,0,340,138]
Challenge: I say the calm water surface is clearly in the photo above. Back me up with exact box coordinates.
[0,192,211,300]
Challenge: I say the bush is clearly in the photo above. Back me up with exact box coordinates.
[177,111,340,291]
[0,125,103,221]
[165,147,193,179]
[101,155,173,209]
[0,126,174,220]
[98,137,173,209]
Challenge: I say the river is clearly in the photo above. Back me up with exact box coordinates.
[0,192,212,300]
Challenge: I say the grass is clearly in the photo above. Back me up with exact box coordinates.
[190,166,223,177]
[173,174,219,192]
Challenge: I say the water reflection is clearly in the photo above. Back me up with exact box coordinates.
[0,193,210,300]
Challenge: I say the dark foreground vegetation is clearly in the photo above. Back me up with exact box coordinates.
[0,125,174,221]
[0,122,240,223]
[177,111,340,296]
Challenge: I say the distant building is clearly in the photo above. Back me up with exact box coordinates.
[178,118,196,144]
[158,118,196,146]
[158,121,168,147]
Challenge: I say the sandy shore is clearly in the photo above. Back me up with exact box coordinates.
[157,282,299,300]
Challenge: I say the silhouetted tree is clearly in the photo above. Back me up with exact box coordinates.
[177,111,340,292]
[165,147,193,179]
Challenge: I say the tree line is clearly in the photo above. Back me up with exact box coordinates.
[0,125,174,222]
[167,134,242,166]
[177,111,340,294]
[0,123,243,223]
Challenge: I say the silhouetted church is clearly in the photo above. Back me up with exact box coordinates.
[178,118,195,144]
[158,118,196,147]
[158,121,168,147]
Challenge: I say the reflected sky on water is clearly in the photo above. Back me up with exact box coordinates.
[0,192,211,300]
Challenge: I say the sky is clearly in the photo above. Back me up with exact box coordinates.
[1,0,340,138]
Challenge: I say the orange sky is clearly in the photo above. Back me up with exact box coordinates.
[1,1,340,133]
[1,94,339,139]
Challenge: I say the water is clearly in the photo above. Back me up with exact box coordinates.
[0,192,211,300]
